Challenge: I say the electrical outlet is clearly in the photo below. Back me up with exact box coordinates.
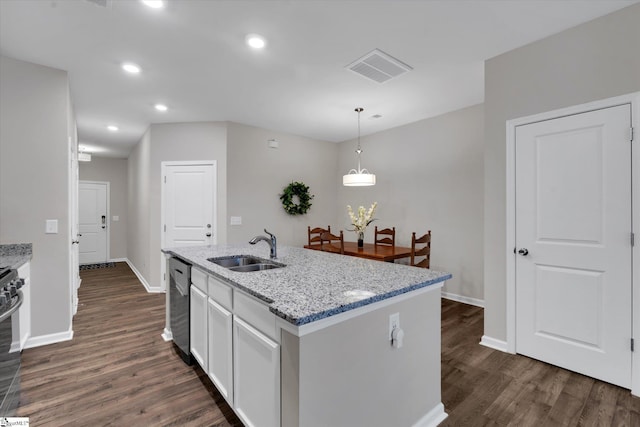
[389,312,400,340]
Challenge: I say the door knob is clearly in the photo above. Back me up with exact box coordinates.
[518,248,529,256]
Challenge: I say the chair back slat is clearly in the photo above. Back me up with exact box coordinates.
[308,225,331,246]
[320,230,344,254]
[374,226,395,247]
[410,230,431,269]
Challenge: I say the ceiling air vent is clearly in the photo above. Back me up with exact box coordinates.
[345,48,413,83]
[83,0,112,8]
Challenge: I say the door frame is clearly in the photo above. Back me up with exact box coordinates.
[505,91,640,394]
[160,160,217,291]
[78,180,111,264]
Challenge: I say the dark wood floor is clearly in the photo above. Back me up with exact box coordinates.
[15,262,640,426]
[17,262,242,426]
[440,299,640,426]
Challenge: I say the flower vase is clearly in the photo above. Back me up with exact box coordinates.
[357,231,364,248]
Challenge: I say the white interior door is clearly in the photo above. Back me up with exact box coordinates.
[515,104,632,388]
[79,181,108,264]
[163,162,216,248]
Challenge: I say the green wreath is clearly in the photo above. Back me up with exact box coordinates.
[280,181,314,215]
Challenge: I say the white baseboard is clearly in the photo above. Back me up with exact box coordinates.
[125,259,163,293]
[412,403,448,427]
[162,328,173,342]
[480,335,509,352]
[25,329,73,349]
[109,258,128,263]
[441,291,484,308]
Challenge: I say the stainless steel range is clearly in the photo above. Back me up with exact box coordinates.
[0,266,24,416]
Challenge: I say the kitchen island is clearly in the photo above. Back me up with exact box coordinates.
[162,244,451,427]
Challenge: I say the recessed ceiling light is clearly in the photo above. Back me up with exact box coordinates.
[154,103,168,112]
[245,34,266,49]
[122,63,141,74]
[107,125,119,132]
[141,0,164,9]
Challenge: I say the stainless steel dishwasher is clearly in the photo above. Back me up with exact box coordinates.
[169,257,192,365]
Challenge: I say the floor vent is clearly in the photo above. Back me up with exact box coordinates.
[345,48,413,84]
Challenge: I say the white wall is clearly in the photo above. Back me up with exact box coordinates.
[79,157,128,260]
[226,122,339,247]
[483,4,640,341]
[337,104,484,301]
[0,55,73,339]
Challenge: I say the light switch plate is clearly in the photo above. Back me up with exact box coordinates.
[112,215,119,221]
[230,216,242,226]
[45,219,58,234]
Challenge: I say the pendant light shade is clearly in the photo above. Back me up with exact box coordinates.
[343,107,376,186]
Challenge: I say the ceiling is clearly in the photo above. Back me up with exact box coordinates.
[1,0,637,158]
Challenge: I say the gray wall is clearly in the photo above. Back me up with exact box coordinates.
[127,122,228,290]
[0,55,72,338]
[337,105,485,301]
[483,4,640,341]
[226,122,339,247]
[127,128,151,283]
[79,157,128,260]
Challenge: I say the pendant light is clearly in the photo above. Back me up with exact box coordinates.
[343,107,376,186]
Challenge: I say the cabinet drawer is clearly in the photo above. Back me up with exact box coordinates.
[191,268,207,292]
[234,291,277,343]
[208,276,233,311]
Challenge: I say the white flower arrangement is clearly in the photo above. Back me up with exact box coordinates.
[347,202,378,235]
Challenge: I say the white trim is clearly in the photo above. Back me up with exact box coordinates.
[79,180,111,263]
[125,259,163,293]
[441,291,484,308]
[10,332,30,353]
[480,335,509,353]
[505,91,640,390]
[109,258,127,263]
[162,328,173,342]
[412,403,448,427]
[160,160,217,293]
[277,282,445,338]
[24,328,74,349]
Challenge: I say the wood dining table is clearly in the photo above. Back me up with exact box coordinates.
[304,241,413,262]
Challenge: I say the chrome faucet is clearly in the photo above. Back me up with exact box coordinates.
[249,229,277,259]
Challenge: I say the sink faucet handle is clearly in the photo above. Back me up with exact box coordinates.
[264,228,274,238]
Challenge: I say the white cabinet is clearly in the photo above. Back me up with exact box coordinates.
[207,298,233,404]
[233,316,280,427]
[188,268,281,426]
[190,285,208,370]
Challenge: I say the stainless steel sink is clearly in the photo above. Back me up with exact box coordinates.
[228,263,282,272]
[208,255,285,272]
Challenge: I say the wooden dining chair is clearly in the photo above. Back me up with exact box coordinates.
[308,225,331,247]
[374,226,395,247]
[410,230,431,268]
[319,230,344,254]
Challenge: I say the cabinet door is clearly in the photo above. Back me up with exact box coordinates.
[233,317,280,427]
[207,298,233,404]
[189,285,207,370]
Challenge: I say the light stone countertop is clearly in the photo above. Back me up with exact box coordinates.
[163,244,451,326]
[0,243,32,270]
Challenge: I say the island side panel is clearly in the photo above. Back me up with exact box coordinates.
[281,331,300,427]
[288,286,443,427]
